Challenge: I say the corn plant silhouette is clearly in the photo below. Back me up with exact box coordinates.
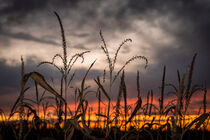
[37,12,89,122]
[95,30,148,137]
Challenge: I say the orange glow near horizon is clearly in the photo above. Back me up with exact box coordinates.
[1,114,209,131]
[0,89,209,131]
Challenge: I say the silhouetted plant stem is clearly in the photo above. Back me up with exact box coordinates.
[203,82,207,114]
[160,65,166,115]
[184,53,197,114]
[19,56,24,140]
[98,89,101,128]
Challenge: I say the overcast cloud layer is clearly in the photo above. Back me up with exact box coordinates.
[0,0,210,112]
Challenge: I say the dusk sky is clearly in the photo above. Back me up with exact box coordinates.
[0,0,209,113]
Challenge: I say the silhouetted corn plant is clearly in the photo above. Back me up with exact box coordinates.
[184,53,197,114]
[37,12,89,122]
[9,57,66,140]
[159,65,166,115]
[203,83,207,114]
[97,30,148,137]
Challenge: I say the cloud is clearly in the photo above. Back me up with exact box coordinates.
[0,30,59,46]
[0,59,21,88]
[0,55,209,113]
[0,0,210,112]
[73,44,89,50]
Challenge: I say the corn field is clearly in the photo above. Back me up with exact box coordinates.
[0,12,209,140]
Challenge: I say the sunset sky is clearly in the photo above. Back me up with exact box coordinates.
[0,0,209,113]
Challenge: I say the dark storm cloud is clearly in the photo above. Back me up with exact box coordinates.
[120,0,210,88]
[0,0,210,110]
[125,0,210,51]
[0,0,79,46]
[0,30,59,46]
[0,0,127,34]
[0,0,47,26]
[0,0,78,22]
[0,59,20,88]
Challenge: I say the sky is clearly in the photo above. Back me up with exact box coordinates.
[0,0,209,113]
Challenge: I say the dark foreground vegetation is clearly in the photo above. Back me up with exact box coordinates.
[0,122,209,140]
[0,12,209,140]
